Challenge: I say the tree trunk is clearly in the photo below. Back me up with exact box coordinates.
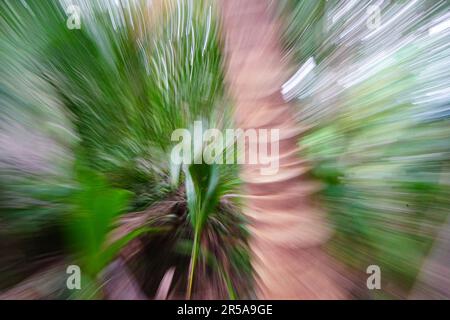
[220,0,350,299]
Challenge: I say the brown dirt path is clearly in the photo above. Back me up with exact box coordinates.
[219,0,351,299]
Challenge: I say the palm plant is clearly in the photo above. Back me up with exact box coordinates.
[0,0,251,299]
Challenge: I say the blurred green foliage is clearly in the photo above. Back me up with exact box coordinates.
[279,0,450,295]
[0,0,250,298]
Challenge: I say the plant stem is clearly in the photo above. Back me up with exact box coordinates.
[186,229,200,299]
